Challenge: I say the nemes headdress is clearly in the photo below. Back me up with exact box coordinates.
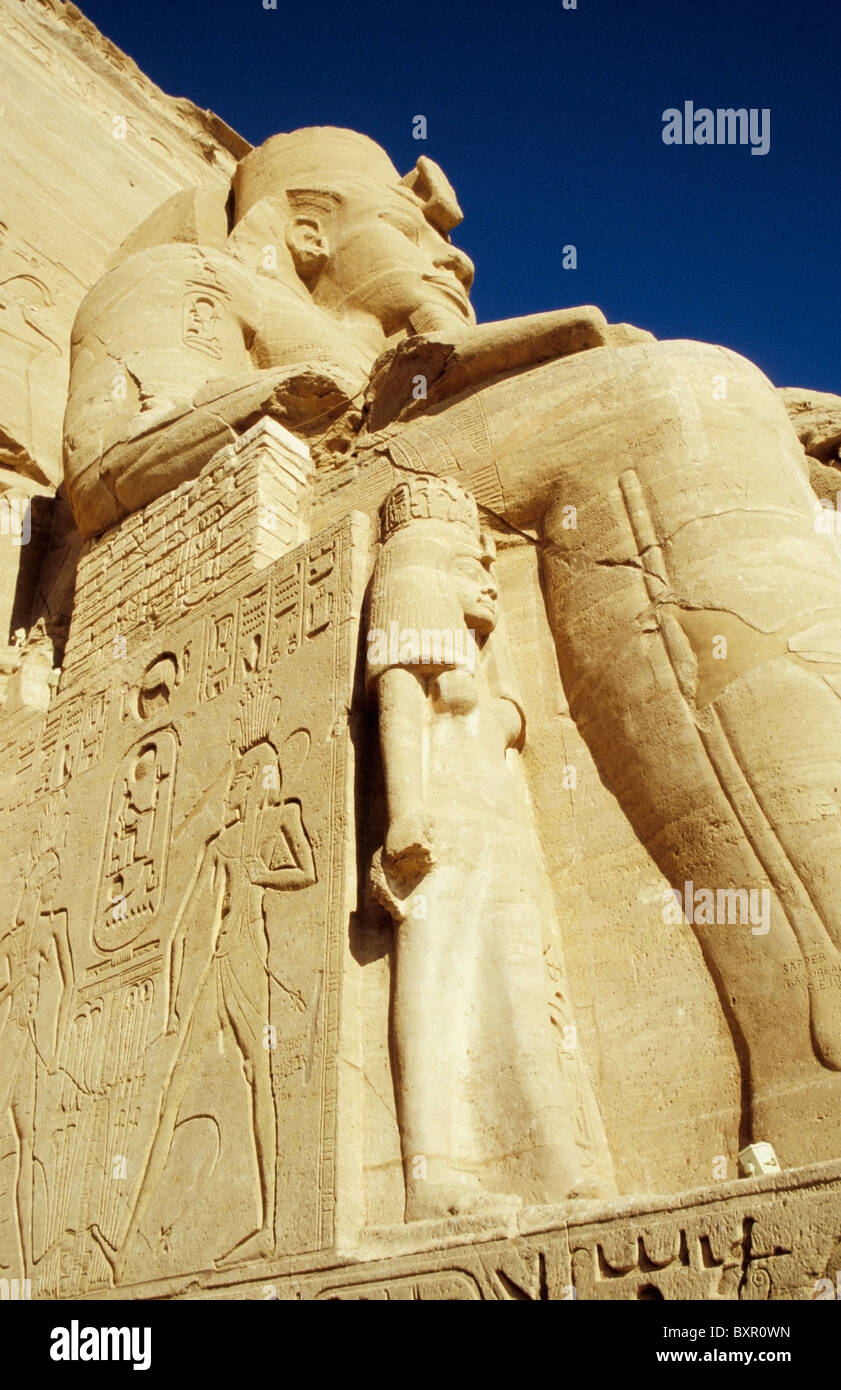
[233,127,464,235]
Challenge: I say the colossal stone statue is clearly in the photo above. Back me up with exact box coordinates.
[62,127,606,536]
[61,122,841,1205]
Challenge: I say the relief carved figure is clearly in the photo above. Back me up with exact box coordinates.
[366,475,615,1221]
[95,730,177,953]
[92,685,316,1281]
[0,841,73,1272]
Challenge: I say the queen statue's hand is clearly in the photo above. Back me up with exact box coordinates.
[384,817,435,880]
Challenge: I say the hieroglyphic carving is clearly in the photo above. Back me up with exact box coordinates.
[194,531,343,697]
[6,722,39,812]
[201,608,237,701]
[76,689,110,773]
[305,538,335,638]
[317,1270,482,1300]
[171,1162,841,1302]
[237,584,270,678]
[62,422,314,691]
[94,730,177,953]
[177,500,226,612]
[134,655,178,722]
[0,509,369,1295]
[40,958,159,1297]
[32,723,60,799]
[270,563,303,662]
[182,289,224,360]
[56,704,80,786]
[92,680,318,1281]
[568,1211,792,1302]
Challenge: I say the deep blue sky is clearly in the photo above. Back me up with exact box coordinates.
[80,0,839,390]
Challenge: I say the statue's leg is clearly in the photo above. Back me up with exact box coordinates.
[95,976,215,1283]
[487,893,616,1201]
[216,960,276,1264]
[392,872,462,1219]
[10,1060,37,1273]
[392,864,522,1220]
[469,340,841,1165]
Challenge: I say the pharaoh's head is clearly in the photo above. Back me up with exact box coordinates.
[65,127,480,540]
[232,127,475,344]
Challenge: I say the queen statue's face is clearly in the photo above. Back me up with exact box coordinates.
[448,538,498,637]
[310,187,475,338]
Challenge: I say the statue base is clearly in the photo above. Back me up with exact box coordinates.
[80,1159,841,1301]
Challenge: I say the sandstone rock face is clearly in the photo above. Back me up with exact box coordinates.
[779,387,841,463]
[778,389,841,513]
[1,8,841,1303]
[0,0,244,487]
[0,0,246,699]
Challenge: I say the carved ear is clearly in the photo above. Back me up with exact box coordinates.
[285,216,329,285]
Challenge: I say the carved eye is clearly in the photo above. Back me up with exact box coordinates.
[379,211,420,245]
[452,557,486,583]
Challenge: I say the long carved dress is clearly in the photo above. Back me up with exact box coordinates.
[373,645,614,1215]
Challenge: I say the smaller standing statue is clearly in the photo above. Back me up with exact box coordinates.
[366,474,615,1221]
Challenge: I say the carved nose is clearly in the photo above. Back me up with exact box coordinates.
[434,244,474,292]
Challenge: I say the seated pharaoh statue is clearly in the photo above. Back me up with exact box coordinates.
[64,126,841,1176]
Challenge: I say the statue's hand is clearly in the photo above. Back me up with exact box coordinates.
[246,856,268,885]
[193,366,358,433]
[384,818,435,879]
[537,305,610,353]
[165,1009,180,1038]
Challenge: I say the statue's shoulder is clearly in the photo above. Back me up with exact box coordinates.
[73,242,261,346]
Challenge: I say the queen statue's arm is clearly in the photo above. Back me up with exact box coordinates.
[376,665,434,879]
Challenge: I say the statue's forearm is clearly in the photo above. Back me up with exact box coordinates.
[251,866,313,890]
[449,305,609,377]
[251,805,316,891]
[377,667,427,830]
[425,305,609,404]
[102,368,308,512]
[168,937,185,1017]
[54,931,73,1055]
[367,306,609,431]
